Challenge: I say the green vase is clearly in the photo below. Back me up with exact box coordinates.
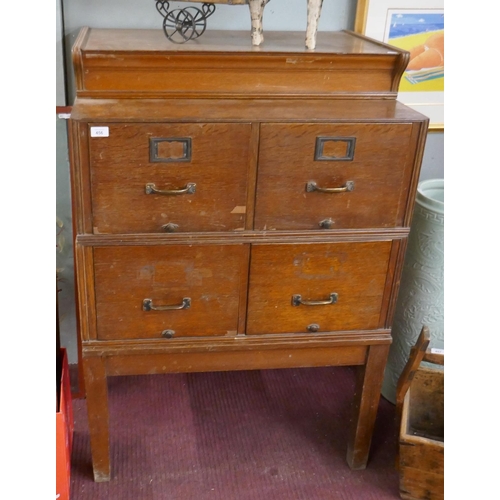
[382,179,444,404]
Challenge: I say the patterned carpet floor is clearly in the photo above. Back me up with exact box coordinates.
[70,366,401,499]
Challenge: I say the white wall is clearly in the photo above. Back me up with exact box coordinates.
[420,131,444,181]
[56,0,66,106]
[62,0,355,31]
[62,0,356,103]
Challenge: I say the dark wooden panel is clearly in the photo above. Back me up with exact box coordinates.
[103,345,368,376]
[408,370,444,441]
[399,441,444,476]
[399,465,444,500]
[77,229,409,247]
[71,98,428,125]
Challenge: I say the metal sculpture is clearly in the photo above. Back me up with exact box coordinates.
[155,0,325,49]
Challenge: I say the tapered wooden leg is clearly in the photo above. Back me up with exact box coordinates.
[346,344,390,470]
[83,355,111,482]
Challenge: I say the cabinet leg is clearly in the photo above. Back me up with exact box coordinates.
[83,355,111,482]
[346,344,390,470]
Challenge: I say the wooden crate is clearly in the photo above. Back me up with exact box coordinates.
[396,327,444,500]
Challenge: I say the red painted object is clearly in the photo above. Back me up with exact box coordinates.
[56,348,74,500]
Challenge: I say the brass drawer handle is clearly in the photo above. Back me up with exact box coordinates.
[143,297,191,311]
[306,180,354,193]
[292,293,338,307]
[145,182,196,195]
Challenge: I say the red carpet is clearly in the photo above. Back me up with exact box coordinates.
[70,366,400,499]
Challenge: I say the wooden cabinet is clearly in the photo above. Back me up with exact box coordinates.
[69,27,428,482]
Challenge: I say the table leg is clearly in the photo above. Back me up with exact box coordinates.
[83,355,111,482]
[346,343,390,470]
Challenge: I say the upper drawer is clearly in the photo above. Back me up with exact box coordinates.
[254,123,414,230]
[93,244,249,340]
[88,123,252,234]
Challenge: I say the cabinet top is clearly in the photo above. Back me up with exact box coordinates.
[76,27,401,55]
[72,27,409,99]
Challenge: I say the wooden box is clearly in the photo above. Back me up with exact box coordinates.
[56,348,74,500]
[397,327,444,500]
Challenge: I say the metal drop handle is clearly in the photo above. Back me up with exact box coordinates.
[306,180,354,193]
[292,293,338,307]
[161,329,175,339]
[319,218,335,229]
[145,182,196,195]
[143,297,191,311]
[307,324,320,332]
[162,223,179,233]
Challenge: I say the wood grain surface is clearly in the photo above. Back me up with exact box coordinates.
[69,27,429,482]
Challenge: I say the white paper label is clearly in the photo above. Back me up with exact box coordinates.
[430,348,444,355]
[90,126,109,137]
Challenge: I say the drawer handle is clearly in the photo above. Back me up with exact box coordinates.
[306,180,354,193]
[162,223,179,233]
[292,293,338,307]
[161,330,175,339]
[318,218,335,229]
[307,324,320,332]
[145,182,196,195]
[143,297,191,311]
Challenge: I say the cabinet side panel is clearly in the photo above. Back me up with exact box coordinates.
[75,243,97,342]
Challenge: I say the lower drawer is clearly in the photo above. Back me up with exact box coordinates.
[246,241,393,334]
[93,245,248,340]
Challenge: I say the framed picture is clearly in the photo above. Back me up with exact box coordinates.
[355,0,444,130]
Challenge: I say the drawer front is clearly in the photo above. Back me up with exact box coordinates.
[93,245,248,340]
[254,123,413,230]
[246,242,392,334]
[89,123,252,234]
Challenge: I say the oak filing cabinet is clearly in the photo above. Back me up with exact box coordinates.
[69,27,429,481]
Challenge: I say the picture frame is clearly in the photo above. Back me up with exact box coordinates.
[355,0,444,130]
